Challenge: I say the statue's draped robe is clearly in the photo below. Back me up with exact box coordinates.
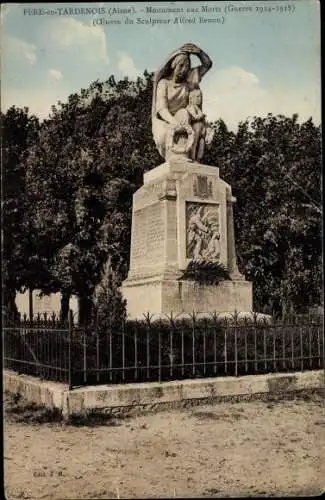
[152,50,201,159]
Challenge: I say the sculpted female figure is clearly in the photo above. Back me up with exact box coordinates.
[152,43,213,161]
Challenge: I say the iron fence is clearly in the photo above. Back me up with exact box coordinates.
[3,312,73,386]
[3,311,324,389]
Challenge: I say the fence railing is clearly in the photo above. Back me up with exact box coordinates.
[3,311,73,386]
[3,311,324,389]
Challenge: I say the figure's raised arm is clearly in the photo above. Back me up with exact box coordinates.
[180,43,212,79]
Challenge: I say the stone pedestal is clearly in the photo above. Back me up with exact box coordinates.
[122,159,252,319]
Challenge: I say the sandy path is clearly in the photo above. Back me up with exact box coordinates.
[4,396,325,499]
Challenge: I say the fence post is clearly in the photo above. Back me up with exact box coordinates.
[272,316,276,372]
[300,323,303,372]
[158,329,161,382]
[181,326,185,377]
[203,319,206,376]
[22,313,27,375]
[192,313,196,376]
[244,318,248,374]
[83,327,87,384]
[234,316,238,377]
[68,309,73,390]
[253,316,257,372]
[263,321,267,372]
[109,313,112,382]
[28,288,33,321]
[282,319,286,370]
[213,320,217,375]
[122,318,126,382]
[96,310,100,384]
[146,321,150,381]
[134,322,138,381]
[169,318,174,378]
[291,324,294,371]
[322,319,325,380]
[308,320,312,369]
[224,319,228,376]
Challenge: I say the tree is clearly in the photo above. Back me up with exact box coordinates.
[1,106,40,314]
[93,257,127,331]
[23,72,160,321]
[202,118,235,175]
[219,114,322,314]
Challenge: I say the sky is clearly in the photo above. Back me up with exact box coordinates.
[1,1,321,131]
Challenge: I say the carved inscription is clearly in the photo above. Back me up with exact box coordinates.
[131,202,164,266]
[132,211,147,261]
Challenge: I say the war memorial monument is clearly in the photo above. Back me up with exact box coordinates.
[122,43,253,318]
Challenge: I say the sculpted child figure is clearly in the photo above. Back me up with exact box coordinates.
[186,88,208,161]
[169,89,209,160]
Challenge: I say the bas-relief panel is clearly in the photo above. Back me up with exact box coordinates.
[186,202,221,261]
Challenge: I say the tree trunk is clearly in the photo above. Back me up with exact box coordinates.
[3,286,18,319]
[78,296,93,325]
[28,289,33,320]
[60,292,70,321]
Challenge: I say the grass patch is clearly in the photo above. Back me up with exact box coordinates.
[193,409,248,421]
[66,410,123,427]
[4,391,124,427]
[5,391,63,424]
[193,411,223,421]
[262,388,325,405]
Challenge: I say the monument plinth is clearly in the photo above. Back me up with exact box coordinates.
[121,43,252,318]
[122,159,252,318]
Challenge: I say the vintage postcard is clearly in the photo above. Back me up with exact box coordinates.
[2,1,323,499]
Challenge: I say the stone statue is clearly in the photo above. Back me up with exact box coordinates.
[152,43,214,162]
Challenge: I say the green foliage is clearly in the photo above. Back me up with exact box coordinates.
[1,106,40,312]
[93,259,127,332]
[179,260,231,285]
[22,72,159,319]
[203,114,322,314]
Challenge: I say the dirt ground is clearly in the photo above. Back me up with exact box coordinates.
[4,391,325,499]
